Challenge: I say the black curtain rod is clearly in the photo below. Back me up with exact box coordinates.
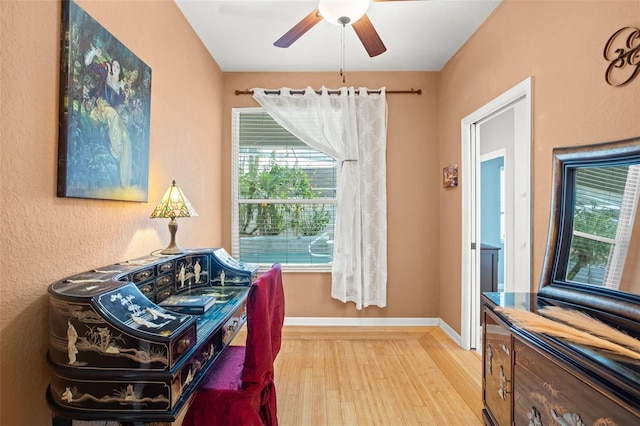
[235,88,422,96]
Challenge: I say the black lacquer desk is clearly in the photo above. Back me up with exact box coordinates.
[46,248,257,425]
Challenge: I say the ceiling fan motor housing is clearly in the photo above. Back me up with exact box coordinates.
[319,0,369,26]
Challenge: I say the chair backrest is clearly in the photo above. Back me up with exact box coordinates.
[241,263,285,388]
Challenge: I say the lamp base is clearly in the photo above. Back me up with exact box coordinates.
[160,244,185,256]
[160,217,185,255]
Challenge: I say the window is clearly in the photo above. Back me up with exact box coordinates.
[231,108,337,270]
[567,165,640,288]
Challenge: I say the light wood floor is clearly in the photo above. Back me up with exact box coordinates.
[241,326,483,426]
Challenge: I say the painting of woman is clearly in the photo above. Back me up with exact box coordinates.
[58,0,151,202]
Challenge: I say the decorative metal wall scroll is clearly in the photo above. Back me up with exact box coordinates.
[604,26,640,87]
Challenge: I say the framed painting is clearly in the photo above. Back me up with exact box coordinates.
[57,0,151,202]
[443,164,458,188]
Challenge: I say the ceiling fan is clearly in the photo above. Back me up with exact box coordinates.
[274,0,410,58]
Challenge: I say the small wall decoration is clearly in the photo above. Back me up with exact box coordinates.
[57,0,152,201]
[604,26,640,87]
[443,164,458,188]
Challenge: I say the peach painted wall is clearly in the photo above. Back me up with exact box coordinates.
[221,72,441,318]
[0,1,224,424]
[437,0,640,332]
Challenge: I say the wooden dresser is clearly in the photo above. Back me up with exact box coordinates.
[482,293,639,425]
[481,137,640,426]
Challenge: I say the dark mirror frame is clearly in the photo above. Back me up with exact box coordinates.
[539,136,640,325]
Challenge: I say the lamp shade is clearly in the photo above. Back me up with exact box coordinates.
[150,180,198,219]
[319,0,369,26]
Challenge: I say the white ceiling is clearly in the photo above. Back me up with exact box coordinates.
[175,0,502,72]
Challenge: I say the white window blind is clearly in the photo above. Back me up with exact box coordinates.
[604,165,640,288]
[568,164,639,288]
[231,108,337,269]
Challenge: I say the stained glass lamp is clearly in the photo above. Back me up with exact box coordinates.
[150,180,198,255]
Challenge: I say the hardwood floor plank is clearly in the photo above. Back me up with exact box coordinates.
[299,367,316,425]
[360,367,393,424]
[325,389,343,425]
[340,400,358,425]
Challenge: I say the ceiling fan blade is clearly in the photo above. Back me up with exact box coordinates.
[274,9,323,48]
[352,14,387,57]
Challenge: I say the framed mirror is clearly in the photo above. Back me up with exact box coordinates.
[539,136,640,325]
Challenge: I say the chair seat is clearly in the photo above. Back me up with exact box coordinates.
[199,346,245,393]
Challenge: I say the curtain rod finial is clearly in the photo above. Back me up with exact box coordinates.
[235,89,254,96]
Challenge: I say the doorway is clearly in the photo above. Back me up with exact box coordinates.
[460,77,532,351]
[481,150,505,292]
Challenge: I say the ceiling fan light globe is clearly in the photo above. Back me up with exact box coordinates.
[318,0,369,26]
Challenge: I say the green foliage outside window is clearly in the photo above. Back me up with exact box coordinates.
[567,202,619,282]
[239,153,330,237]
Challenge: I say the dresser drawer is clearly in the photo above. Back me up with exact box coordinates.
[157,259,174,275]
[155,273,174,288]
[156,284,175,303]
[221,301,247,345]
[137,281,155,298]
[483,308,512,426]
[130,267,154,283]
[513,340,639,425]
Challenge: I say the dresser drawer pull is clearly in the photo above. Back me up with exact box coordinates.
[156,276,172,286]
[134,270,152,281]
[176,337,191,355]
[498,365,510,400]
[159,262,173,273]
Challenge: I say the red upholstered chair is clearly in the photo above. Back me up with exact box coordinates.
[183,263,285,426]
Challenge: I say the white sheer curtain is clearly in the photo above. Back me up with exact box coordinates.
[252,86,387,309]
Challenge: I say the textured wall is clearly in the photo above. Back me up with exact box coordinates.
[0,1,224,424]
[437,0,640,332]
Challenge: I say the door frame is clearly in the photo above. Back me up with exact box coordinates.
[460,77,532,350]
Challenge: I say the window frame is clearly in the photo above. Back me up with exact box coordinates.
[231,107,335,273]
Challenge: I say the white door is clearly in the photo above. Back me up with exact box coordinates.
[461,78,532,351]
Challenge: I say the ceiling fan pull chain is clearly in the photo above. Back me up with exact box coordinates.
[340,23,346,83]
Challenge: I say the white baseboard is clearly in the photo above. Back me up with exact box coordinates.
[283,317,440,327]
[437,319,463,347]
[283,317,464,348]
